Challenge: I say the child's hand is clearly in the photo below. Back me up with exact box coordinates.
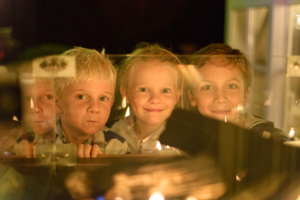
[25,143,35,158]
[77,144,102,158]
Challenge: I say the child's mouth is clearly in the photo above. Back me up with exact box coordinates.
[211,110,231,115]
[145,109,163,112]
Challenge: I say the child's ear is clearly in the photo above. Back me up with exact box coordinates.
[243,88,250,105]
[55,95,63,114]
[187,89,197,107]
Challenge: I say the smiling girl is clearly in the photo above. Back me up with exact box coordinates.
[111,43,184,154]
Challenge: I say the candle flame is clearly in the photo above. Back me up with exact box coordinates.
[289,127,295,137]
[224,116,227,123]
[149,192,164,200]
[125,107,130,117]
[156,141,162,151]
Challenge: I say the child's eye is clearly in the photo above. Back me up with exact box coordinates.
[100,96,108,101]
[202,85,213,90]
[77,95,87,100]
[139,88,148,92]
[162,88,171,93]
[42,95,54,101]
[227,84,238,89]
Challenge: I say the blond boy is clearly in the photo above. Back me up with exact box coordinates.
[55,47,128,157]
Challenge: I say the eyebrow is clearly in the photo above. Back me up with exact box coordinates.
[72,89,113,95]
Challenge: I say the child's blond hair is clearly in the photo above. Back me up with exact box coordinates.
[54,47,116,98]
[119,42,183,107]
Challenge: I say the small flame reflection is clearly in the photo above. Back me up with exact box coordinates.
[186,196,197,200]
[224,116,227,123]
[30,97,34,109]
[121,97,127,109]
[149,192,164,200]
[289,127,295,137]
[156,141,162,151]
[125,107,130,117]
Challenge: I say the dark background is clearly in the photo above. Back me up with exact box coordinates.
[0,0,225,64]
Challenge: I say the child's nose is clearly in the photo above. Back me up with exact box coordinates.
[29,98,43,113]
[214,90,227,103]
[88,100,100,113]
[149,92,161,104]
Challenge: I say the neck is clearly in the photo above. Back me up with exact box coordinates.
[60,118,91,144]
[134,121,162,140]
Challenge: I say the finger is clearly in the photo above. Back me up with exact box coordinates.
[83,144,92,158]
[25,143,34,158]
[77,144,84,158]
[91,144,102,157]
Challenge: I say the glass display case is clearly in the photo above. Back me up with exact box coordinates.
[0,52,300,200]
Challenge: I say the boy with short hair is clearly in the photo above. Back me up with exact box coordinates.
[55,47,128,157]
[187,43,290,140]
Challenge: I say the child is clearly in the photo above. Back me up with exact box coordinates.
[187,43,290,140]
[9,62,57,156]
[110,43,184,154]
[55,47,128,157]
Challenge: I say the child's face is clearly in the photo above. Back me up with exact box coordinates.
[123,60,180,127]
[22,82,55,135]
[57,81,114,136]
[188,62,249,122]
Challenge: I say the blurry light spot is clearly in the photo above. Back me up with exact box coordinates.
[294,62,300,70]
[115,197,124,200]
[186,196,197,200]
[149,192,164,200]
[156,141,162,150]
[236,175,242,181]
[12,115,18,121]
[96,196,105,200]
[289,127,295,137]
[237,104,244,112]
[121,97,127,109]
[224,116,227,123]
[30,98,34,109]
[166,145,170,149]
[125,107,130,117]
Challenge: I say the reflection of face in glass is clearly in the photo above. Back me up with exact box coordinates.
[22,81,55,135]
[188,63,249,125]
[124,61,180,128]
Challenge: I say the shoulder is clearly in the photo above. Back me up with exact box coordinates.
[244,113,289,140]
[104,129,127,143]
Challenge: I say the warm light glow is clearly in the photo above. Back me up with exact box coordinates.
[186,196,197,200]
[125,107,130,117]
[156,141,162,150]
[30,97,34,109]
[115,197,124,200]
[149,192,164,200]
[121,97,127,108]
[289,127,295,137]
[236,175,242,181]
[224,116,227,123]
[12,115,18,121]
[237,104,244,112]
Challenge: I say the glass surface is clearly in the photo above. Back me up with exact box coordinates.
[0,54,299,199]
